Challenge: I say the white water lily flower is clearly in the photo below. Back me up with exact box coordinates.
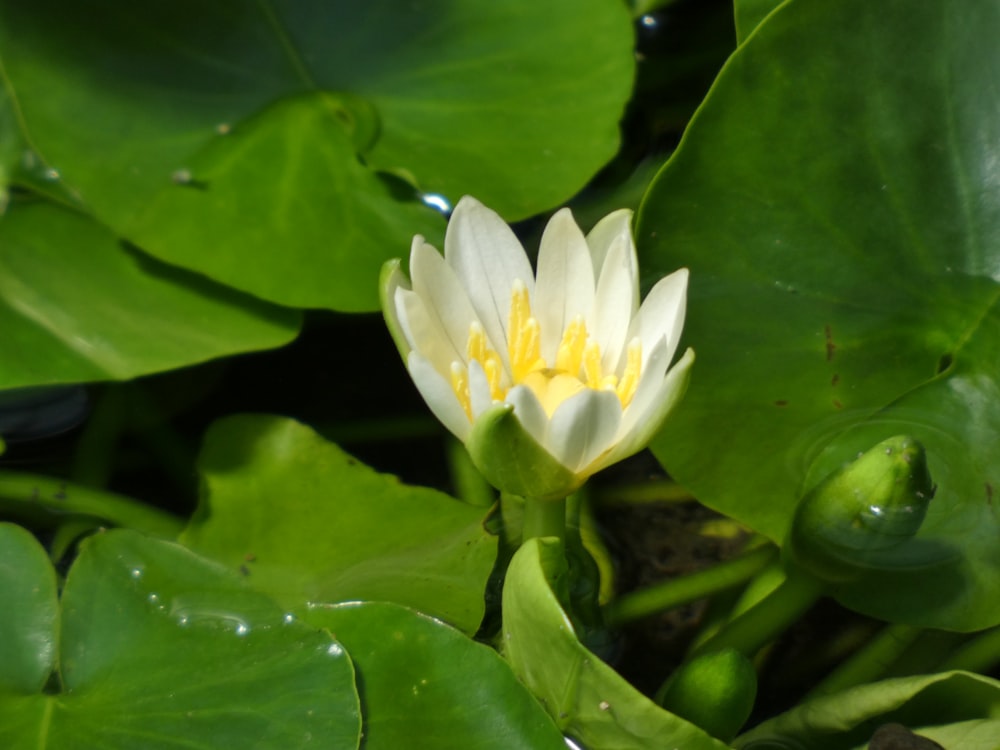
[381,196,694,499]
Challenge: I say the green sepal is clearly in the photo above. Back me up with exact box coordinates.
[787,435,935,583]
[379,258,411,360]
[466,403,580,501]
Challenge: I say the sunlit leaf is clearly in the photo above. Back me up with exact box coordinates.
[310,601,566,750]
[502,538,732,749]
[0,529,361,749]
[0,202,300,390]
[639,0,1000,629]
[735,671,1000,750]
[0,0,635,310]
[181,414,497,633]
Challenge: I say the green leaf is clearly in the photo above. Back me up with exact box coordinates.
[502,538,732,750]
[308,601,566,750]
[0,528,361,749]
[0,524,58,693]
[735,671,1000,750]
[0,0,635,310]
[0,202,299,390]
[639,0,1000,630]
[733,0,784,42]
[180,414,497,634]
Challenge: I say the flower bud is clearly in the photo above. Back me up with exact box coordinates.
[787,435,935,583]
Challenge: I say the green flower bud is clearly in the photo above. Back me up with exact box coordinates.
[787,435,935,583]
[657,648,757,743]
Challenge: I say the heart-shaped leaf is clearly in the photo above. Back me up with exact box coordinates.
[0,0,635,310]
[180,414,497,633]
[0,528,361,749]
[639,0,1000,630]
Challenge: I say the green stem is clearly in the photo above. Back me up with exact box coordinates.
[690,566,826,658]
[807,623,922,698]
[939,626,1000,674]
[605,543,777,627]
[592,478,693,505]
[521,495,567,545]
[0,470,184,538]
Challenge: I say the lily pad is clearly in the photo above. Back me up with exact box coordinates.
[0,202,300,390]
[502,538,732,749]
[180,414,497,633]
[639,0,1000,629]
[309,601,566,750]
[0,528,361,749]
[0,0,635,310]
[0,524,58,694]
[735,671,1000,750]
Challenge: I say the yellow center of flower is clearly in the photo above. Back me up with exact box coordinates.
[450,281,641,419]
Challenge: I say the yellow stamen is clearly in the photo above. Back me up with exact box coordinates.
[467,321,489,364]
[450,362,472,419]
[616,339,642,407]
[484,354,503,401]
[555,316,588,376]
[583,342,603,390]
[508,281,545,381]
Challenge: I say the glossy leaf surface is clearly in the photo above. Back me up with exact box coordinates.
[639,0,1000,629]
[0,0,634,310]
[735,671,1000,750]
[181,414,497,633]
[310,601,566,750]
[0,524,58,694]
[0,203,299,390]
[502,538,732,750]
[0,529,361,749]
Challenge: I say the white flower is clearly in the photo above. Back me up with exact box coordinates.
[381,196,694,498]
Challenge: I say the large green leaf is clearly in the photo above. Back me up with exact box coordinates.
[0,524,58,694]
[180,414,497,634]
[0,528,361,749]
[638,0,1000,629]
[735,671,1000,750]
[309,601,566,750]
[0,202,299,389]
[0,0,635,310]
[503,538,732,750]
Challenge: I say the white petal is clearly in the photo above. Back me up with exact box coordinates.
[615,337,670,440]
[622,268,688,372]
[592,347,695,473]
[585,209,634,293]
[505,385,550,446]
[407,352,472,441]
[592,233,638,373]
[409,236,488,364]
[395,288,461,375]
[468,359,494,419]
[533,208,596,363]
[545,389,622,473]
[444,197,534,371]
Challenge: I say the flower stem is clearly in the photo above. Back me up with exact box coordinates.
[521,495,567,545]
[0,469,184,538]
[690,566,826,658]
[605,543,777,627]
[939,625,1000,674]
[806,623,922,698]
